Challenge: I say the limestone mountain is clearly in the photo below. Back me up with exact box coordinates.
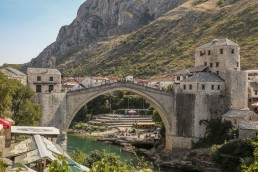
[27,0,186,68]
[25,0,258,78]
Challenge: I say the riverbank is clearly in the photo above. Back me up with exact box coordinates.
[69,130,221,172]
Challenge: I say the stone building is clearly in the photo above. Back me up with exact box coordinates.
[1,67,27,85]
[222,110,258,128]
[174,38,248,139]
[195,38,240,80]
[180,72,225,94]
[239,121,258,139]
[27,68,61,93]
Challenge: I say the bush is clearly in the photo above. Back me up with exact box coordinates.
[212,139,254,172]
[192,118,234,148]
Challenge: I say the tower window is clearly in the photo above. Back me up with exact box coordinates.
[220,49,223,54]
[216,62,219,67]
[210,63,213,67]
[255,91,258,95]
[237,62,239,67]
[231,49,235,54]
[37,76,41,81]
[177,76,180,81]
[183,85,186,90]
[204,62,207,66]
[216,71,219,75]
[202,84,205,90]
[49,76,53,81]
[211,85,214,90]
[208,50,211,55]
[218,85,221,90]
[189,85,192,90]
[200,51,203,56]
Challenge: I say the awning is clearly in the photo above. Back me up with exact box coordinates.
[0,118,12,129]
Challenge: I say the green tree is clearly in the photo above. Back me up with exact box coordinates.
[242,141,258,172]
[152,110,162,123]
[49,155,69,172]
[0,71,42,125]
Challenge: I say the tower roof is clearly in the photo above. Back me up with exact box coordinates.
[198,38,238,49]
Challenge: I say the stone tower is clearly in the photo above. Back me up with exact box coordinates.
[195,38,240,80]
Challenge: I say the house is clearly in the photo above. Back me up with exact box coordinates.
[239,121,258,139]
[81,76,108,88]
[147,77,174,90]
[180,72,225,94]
[105,76,119,84]
[245,70,258,82]
[222,110,258,128]
[134,78,149,86]
[1,67,27,85]
[62,77,84,91]
[27,68,62,93]
[249,82,258,103]
[173,69,192,84]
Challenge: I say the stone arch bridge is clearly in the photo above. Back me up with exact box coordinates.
[36,82,229,150]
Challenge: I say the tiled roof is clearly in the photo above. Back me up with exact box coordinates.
[222,110,257,118]
[27,68,61,75]
[189,65,208,73]
[198,38,238,49]
[174,69,191,76]
[180,72,224,82]
[1,67,26,76]
[239,121,258,130]
[250,82,258,91]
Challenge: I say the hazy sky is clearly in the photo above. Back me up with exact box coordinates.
[0,0,85,65]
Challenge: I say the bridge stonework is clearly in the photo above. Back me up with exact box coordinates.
[36,83,230,151]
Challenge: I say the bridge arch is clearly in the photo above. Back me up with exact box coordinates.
[65,83,176,150]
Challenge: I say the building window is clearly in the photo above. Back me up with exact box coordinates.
[211,85,214,90]
[200,51,203,56]
[231,49,235,54]
[216,62,219,67]
[255,90,258,95]
[183,76,187,79]
[183,85,186,90]
[237,62,239,67]
[210,63,213,67]
[220,49,223,54]
[216,71,219,75]
[204,62,207,66]
[234,119,237,124]
[36,85,42,93]
[208,50,211,55]
[49,85,54,92]
[177,76,180,81]
[218,85,221,90]
[189,84,192,90]
[49,76,53,81]
[37,76,41,81]
[202,84,205,90]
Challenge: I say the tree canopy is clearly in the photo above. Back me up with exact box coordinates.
[0,72,42,125]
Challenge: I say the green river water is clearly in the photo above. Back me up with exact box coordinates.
[67,134,187,172]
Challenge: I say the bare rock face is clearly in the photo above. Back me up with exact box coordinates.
[28,0,186,68]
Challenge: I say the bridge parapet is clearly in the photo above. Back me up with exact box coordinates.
[67,82,173,96]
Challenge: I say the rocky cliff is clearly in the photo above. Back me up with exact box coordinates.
[28,0,186,68]
[26,0,258,77]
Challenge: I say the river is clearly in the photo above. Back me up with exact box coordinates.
[67,134,186,172]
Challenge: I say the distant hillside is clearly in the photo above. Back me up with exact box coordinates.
[25,0,258,78]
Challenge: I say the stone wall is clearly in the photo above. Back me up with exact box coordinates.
[225,70,248,110]
[34,92,66,130]
[239,129,257,139]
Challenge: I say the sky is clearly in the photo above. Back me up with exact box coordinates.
[0,0,85,65]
